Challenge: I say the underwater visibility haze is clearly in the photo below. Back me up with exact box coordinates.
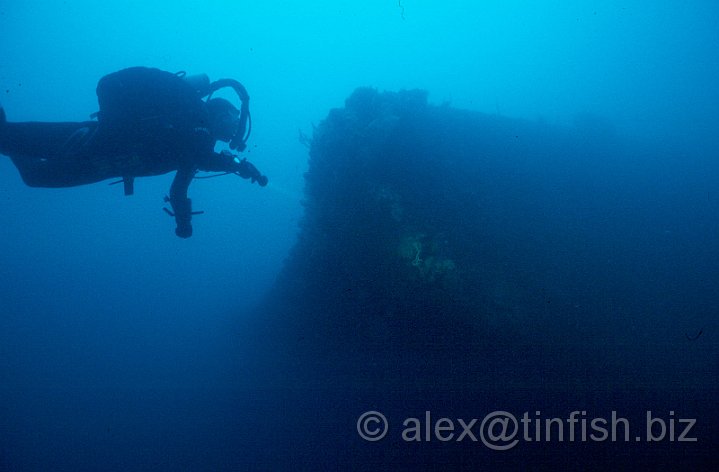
[1,1,718,470]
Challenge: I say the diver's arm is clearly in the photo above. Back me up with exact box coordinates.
[199,150,268,186]
[168,166,195,238]
[235,156,268,186]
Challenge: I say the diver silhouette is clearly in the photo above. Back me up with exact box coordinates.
[0,66,268,238]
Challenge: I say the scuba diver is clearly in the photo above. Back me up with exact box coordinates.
[0,66,268,238]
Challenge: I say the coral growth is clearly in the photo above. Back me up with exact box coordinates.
[398,233,456,283]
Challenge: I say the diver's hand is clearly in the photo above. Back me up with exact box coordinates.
[236,158,268,187]
[175,223,193,238]
[170,196,194,238]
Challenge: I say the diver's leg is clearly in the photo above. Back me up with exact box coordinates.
[8,154,105,188]
[2,120,111,187]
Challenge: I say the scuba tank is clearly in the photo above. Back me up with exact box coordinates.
[181,73,211,96]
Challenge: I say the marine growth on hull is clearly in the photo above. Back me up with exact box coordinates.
[280,87,575,357]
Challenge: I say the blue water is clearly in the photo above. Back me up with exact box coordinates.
[1,1,718,470]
